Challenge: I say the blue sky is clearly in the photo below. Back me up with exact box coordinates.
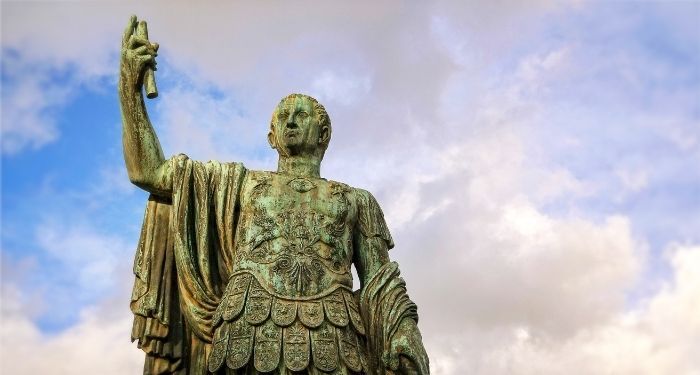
[2,2,699,374]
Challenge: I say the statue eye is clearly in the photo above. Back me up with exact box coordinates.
[296,111,309,120]
[277,110,289,121]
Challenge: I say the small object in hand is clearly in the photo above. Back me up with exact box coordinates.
[136,20,158,99]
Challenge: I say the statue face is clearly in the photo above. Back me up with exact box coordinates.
[269,96,328,157]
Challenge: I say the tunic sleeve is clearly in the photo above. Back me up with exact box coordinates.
[355,189,394,250]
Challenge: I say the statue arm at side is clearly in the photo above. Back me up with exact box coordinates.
[353,189,430,374]
[119,16,172,197]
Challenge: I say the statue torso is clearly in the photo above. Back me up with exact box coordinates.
[210,171,369,373]
[233,170,357,297]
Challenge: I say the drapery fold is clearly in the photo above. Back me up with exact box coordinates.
[359,262,419,374]
[131,195,186,374]
[131,155,246,375]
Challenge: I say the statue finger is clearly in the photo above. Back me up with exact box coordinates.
[128,35,151,49]
[122,15,137,48]
[133,45,158,56]
[138,54,155,66]
[131,46,152,57]
[136,20,150,39]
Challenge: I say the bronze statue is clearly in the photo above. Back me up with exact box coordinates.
[120,16,429,375]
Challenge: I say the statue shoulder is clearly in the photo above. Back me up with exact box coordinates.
[168,153,246,171]
[323,181,379,209]
[245,169,272,181]
[166,154,247,193]
[349,187,394,249]
[350,187,382,210]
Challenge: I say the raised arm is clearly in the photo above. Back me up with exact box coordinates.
[119,16,171,196]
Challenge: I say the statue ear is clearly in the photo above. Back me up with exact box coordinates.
[267,131,276,149]
[318,125,330,146]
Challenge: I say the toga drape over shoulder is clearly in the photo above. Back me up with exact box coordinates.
[131,155,246,375]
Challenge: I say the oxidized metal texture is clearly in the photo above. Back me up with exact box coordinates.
[358,331,369,372]
[253,319,282,372]
[299,300,324,328]
[287,177,316,193]
[311,320,339,372]
[232,172,356,298]
[245,278,272,325]
[225,318,254,370]
[208,320,229,372]
[337,324,364,373]
[271,297,297,327]
[283,320,311,372]
[343,290,366,336]
[324,289,350,327]
[213,282,368,372]
[223,273,251,321]
[214,287,367,373]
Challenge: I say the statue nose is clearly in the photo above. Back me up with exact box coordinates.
[286,116,298,129]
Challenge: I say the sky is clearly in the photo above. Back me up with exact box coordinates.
[1,1,699,374]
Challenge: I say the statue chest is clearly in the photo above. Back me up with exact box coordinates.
[233,171,357,298]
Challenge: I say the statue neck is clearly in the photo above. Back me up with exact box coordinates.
[277,156,321,178]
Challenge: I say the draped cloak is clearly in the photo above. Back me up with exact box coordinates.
[130,155,420,374]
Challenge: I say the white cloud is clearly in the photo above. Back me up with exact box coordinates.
[311,70,372,106]
[424,245,700,375]
[616,167,649,194]
[385,123,643,340]
[1,54,66,154]
[151,79,273,167]
[2,1,544,156]
[35,222,129,295]
[0,161,142,327]
[1,282,143,375]
[1,0,125,154]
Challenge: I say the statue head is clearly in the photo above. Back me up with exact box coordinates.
[268,94,331,160]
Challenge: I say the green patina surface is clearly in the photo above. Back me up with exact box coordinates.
[120,15,429,375]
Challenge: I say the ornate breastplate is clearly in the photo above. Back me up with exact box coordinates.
[232,171,356,298]
[209,171,387,374]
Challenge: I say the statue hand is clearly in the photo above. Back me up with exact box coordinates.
[120,15,158,92]
[384,318,430,374]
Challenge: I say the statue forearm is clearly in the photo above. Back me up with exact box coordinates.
[119,76,165,188]
[119,16,168,194]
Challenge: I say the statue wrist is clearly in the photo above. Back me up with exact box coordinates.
[119,59,144,94]
[118,71,144,102]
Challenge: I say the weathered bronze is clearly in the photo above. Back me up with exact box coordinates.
[120,15,429,375]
